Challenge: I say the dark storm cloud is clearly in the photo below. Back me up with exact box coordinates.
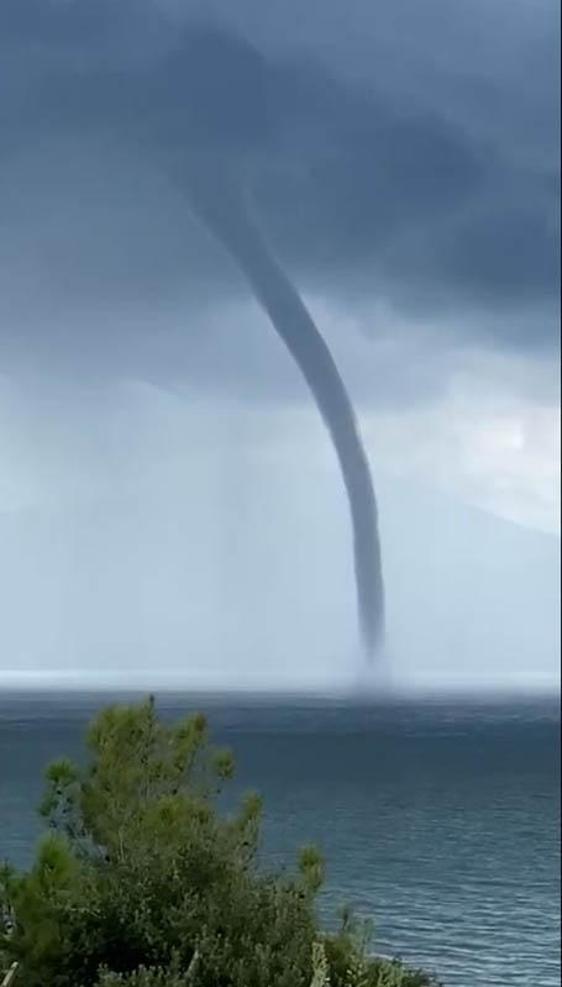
[0,0,559,364]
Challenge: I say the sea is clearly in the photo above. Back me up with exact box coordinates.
[0,690,559,987]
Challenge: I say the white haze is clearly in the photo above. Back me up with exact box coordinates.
[0,375,559,694]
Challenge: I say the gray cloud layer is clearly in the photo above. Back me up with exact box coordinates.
[1,0,558,378]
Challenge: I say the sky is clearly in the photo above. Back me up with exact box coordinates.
[0,0,559,691]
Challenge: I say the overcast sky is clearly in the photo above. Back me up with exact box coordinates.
[0,0,559,691]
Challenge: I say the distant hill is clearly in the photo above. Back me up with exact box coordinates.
[377,479,560,691]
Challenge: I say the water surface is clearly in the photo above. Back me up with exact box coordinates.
[0,691,559,986]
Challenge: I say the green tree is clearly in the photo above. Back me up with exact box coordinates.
[0,698,438,987]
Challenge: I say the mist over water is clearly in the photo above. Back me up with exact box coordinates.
[0,404,559,692]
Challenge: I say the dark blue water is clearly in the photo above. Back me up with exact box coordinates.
[0,691,559,986]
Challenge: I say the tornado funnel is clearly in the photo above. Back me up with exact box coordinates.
[183,163,384,658]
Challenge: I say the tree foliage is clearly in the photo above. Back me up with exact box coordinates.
[0,698,438,987]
